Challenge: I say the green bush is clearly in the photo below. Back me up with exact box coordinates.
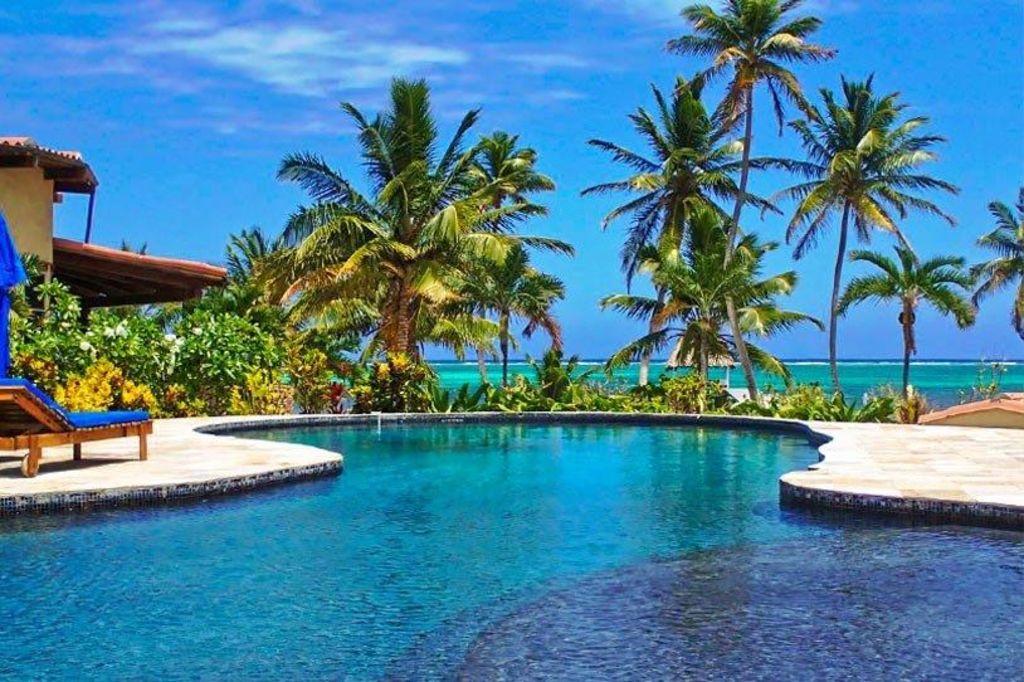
[86,309,175,389]
[350,353,436,413]
[9,280,93,393]
[171,310,282,415]
[730,384,897,423]
[658,373,730,414]
[287,345,334,414]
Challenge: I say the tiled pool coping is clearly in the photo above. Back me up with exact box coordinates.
[0,413,1021,528]
[0,416,343,515]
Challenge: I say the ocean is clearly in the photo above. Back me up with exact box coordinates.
[433,359,1024,408]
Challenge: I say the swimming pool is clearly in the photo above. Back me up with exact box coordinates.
[0,420,1020,679]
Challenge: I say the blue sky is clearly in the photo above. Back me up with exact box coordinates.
[4,0,1022,360]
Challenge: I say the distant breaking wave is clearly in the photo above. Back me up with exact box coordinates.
[438,360,1020,367]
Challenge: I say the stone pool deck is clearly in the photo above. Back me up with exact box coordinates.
[0,414,1020,527]
[782,421,1024,529]
[0,416,342,514]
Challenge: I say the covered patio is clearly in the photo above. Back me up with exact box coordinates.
[0,136,227,308]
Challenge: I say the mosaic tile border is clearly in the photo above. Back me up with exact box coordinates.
[0,460,342,516]
[779,480,1024,531]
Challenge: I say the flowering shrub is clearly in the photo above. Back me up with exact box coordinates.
[228,371,293,416]
[171,310,282,414]
[287,346,333,414]
[9,279,289,417]
[86,310,175,389]
[54,359,159,413]
[350,353,436,413]
[9,281,92,393]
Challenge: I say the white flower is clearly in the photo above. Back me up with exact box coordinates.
[79,340,93,352]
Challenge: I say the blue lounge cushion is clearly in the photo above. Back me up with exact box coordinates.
[0,377,149,429]
[67,411,150,429]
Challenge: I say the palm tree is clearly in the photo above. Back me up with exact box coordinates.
[274,78,568,357]
[472,131,556,213]
[226,227,281,283]
[583,76,773,386]
[602,209,821,382]
[458,245,569,385]
[467,131,558,380]
[840,247,975,395]
[779,76,958,394]
[668,0,835,399]
[973,188,1024,340]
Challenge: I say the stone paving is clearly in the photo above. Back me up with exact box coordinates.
[0,416,342,512]
[782,421,1024,526]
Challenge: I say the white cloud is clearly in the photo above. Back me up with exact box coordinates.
[503,52,592,71]
[3,0,614,136]
[133,22,468,96]
[527,88,588,103]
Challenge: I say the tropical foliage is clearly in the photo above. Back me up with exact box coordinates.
[455,243,568,386]
[4,7,1018,428]
[602,210,821,382]
[779,76,958,393]
[270,78,569,359]
[839,247,975,394]
[668,0,835,399]
[972,188,1024,339]
[583,75,773,385]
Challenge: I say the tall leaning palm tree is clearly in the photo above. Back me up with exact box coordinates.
[458,245,569,386]
[583,76,772,385]
[973,188,1024,340]
[274,78,567,357]
[668,0,835,399]
[840,247,975,396]
[779,76,958,394]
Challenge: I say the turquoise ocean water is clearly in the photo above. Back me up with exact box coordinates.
[434,359,1024,407]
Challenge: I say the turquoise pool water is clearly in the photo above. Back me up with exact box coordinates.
[0,422,1020,679]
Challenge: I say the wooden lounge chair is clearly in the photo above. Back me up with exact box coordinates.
[0,379,152,477]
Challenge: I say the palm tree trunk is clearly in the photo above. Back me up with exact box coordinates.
[830,203,852,395]
[499,312,510,386]
[639,286,667,387]
[699,340,709,381]
[725,85,759,401]
[477,348,489,385]
[900,302,916,397]
[901,321,912,397]
[389,276,413,356]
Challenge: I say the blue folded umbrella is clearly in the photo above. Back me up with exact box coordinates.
[0,212,27,377]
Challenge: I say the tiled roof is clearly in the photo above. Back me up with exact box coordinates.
[0,136,84,161]
[0,135,97,192]
[52,237,227,308]
[920,394,1024,424]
